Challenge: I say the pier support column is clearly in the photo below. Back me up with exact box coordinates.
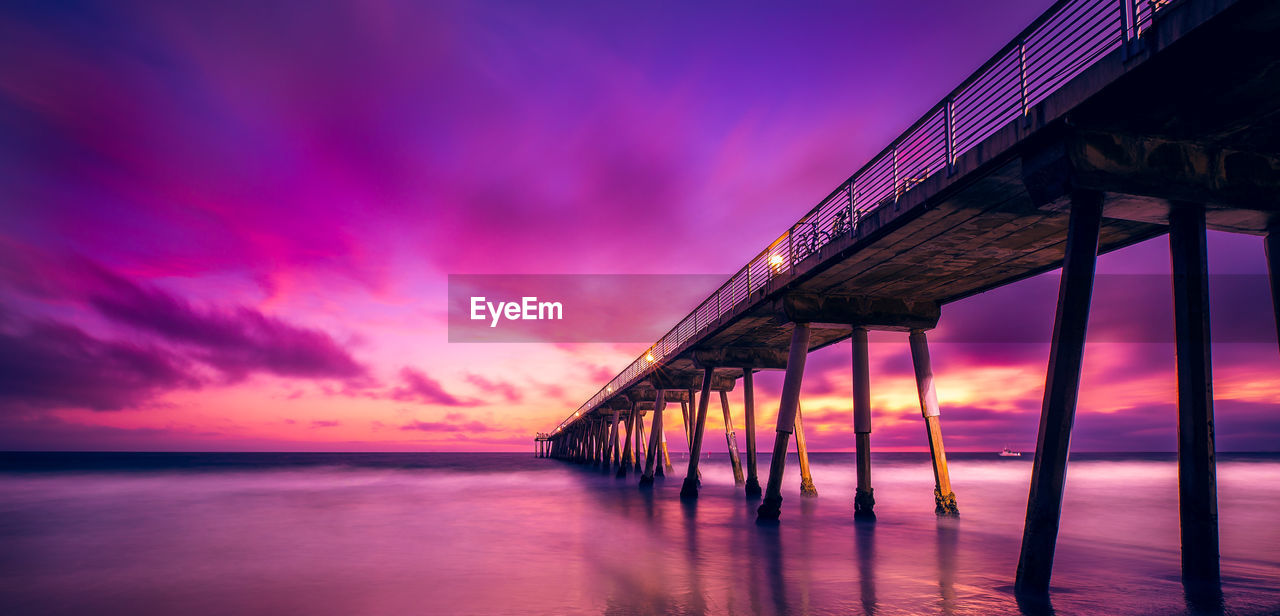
[681,368,714,499]
[757,323,812,521]
[685,389,702,482]
[1015,189,1103,596]
[617,410,635,478]
[720,391,746,486]
[684,391,695,443]
[587,422,596,465]
[909,329,957,516]
[614,413,624,466]
[795,402,818,497]
[1170,205,1220,584]
[593,421,602,467]
[852,327,875,520]
[742,368,762,497]
[606,412,620,471]
[600,420,609,466]
[595,420,606,467]
[634,412,646,473]
[1267,230,1280,358]
[640,392,665,487]
[661,422,673,473]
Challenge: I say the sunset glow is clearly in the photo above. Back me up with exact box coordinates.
[1,0,1276,453]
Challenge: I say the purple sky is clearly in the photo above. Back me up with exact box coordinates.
[1,0,1276,451]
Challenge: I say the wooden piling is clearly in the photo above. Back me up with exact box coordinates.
[852,327,875,520]
[1170,205,1220,583]
[720,391,745,486]
[660,424,673,472]
[743,368,761,497]
[681,398,693,444]
[680,368,714,499]
[909,329,957,516]
[757,322,811,521]
[795,402,817,497]
[1015,189,1102,596]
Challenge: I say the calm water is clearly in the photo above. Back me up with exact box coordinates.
[1,452,1278,615]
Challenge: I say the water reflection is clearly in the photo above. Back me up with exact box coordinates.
[855,521,878,614]
[936,517,959,615]
[1183,576,1224,615]
[680,500,708,616]
[2,453,1278,615]
[758,523,788,615]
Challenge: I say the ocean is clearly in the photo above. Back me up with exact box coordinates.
[1,451,1277,615]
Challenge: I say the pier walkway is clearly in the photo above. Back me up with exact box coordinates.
[536,0,1280,595]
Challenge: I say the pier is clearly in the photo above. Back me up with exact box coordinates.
[536,0,1279,597]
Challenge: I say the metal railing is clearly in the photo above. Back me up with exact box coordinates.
[547,0,1171,436]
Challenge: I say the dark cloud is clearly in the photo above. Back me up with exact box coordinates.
[85,268,367,382]
[390,367,477,407]
[0,244,371,412]
[0,319,196,412]
[310,420,340,428]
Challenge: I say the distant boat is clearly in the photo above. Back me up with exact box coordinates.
[999,446,1021,457]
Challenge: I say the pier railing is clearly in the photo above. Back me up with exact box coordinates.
[549,0,1169,435]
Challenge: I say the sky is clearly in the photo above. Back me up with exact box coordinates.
[1,0,1276,452]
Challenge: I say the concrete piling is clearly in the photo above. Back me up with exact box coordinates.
[682,390,702,483]
[1015,189,1102,596]
[852,327,875,520]
[742,368,762,497]
[680,368,714,499]
[720,391,745,486]
[1268,231,1280,358]
[605,412,619,471]
[640,392,665,487]
[618,409,635,477]
[634,412,646,473]
[613,412,623,466]
[757,323,811,521]
[1170,205,1220,584]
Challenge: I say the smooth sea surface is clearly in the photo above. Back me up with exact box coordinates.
[1,451,1278,615]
